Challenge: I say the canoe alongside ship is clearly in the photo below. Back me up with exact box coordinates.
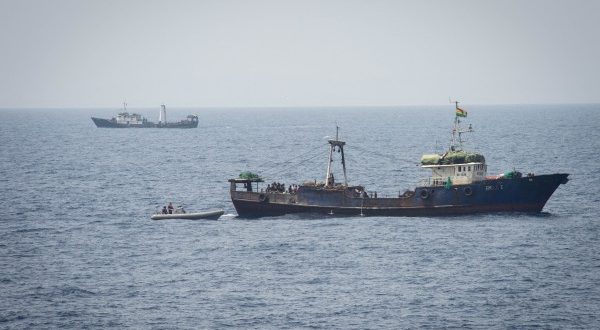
[92,104,198,128]
[229,103,568,218]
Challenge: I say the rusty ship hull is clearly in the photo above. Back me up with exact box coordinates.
[230,174,568,218]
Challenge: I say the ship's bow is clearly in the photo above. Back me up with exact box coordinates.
[525,173,569,212]
[91,117,117,128]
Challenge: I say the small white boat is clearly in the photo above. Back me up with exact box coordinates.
[151,209,224,220]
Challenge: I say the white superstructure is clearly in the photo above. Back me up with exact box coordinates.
[113,102,146,125]
[115,112,145,125]
[421,162,488,186]
[420,101,488,187]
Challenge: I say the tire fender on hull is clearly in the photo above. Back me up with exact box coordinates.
[464,186,473,196]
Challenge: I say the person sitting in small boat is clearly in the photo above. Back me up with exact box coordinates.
[162,206,168,214]
[168,202,174,214]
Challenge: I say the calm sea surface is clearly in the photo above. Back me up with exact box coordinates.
[1,105,599,328]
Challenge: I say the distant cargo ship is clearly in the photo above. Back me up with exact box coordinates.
[91,103,198,128]
[229,102,569,218]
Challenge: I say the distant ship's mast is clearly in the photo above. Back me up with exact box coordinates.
[450,100,473,151]
[325,126,348,187]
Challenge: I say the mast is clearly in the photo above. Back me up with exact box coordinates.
[451,101,458,148]
[324,126,348,187]
[450,100,473,151]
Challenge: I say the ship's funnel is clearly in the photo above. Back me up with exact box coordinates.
[159,104,167,124]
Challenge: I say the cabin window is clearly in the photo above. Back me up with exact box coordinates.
[458,167,461,172]
[468,166,471,171]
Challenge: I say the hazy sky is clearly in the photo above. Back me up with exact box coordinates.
[1,0,599,107]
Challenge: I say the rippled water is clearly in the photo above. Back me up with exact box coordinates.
[1,105,599,328]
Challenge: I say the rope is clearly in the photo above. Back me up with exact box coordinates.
[349,144,415,165]
[254,142,417,182]
[258,143,326,175]
[261,149,326,180]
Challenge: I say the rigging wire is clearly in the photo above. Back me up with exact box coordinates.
[258,143,326,175]
[260,149,326,180]
[253,143,326,173]
[349,144,415,165]
[253,141,420,182]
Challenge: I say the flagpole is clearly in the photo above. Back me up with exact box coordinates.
[451,100,459,150]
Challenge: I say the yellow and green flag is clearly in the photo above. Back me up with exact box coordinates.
[456,106,467,117]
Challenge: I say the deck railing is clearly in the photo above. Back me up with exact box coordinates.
[418,178,447,187]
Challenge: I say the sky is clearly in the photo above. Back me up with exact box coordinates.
[0,0,599,108]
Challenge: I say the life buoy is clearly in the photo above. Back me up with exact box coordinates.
[464,186,473,196]
[420,189,429,199]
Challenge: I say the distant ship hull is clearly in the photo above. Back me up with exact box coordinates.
[91,117,198,128]
[91,117,155,128]
[230,174,569,218]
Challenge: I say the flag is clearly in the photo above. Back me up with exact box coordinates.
[456,106,467,117]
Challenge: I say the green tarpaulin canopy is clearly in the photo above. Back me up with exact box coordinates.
[239,171,262,180]
[421,151,485,165]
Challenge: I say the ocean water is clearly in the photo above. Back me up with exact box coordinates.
[1,105,599,328]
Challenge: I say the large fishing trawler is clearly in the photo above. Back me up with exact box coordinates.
[91,103,198,128]
[229,103,568,218]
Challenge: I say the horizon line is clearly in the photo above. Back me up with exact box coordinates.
[1,101,599,110]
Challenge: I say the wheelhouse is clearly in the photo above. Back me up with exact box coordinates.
[421,162,488,186]
[229,178,264,192]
